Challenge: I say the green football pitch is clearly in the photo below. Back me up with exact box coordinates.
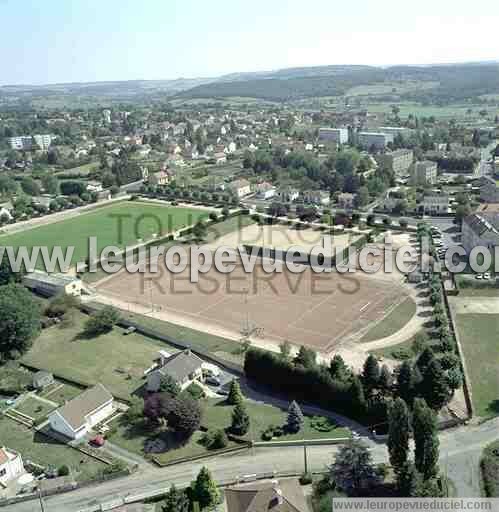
[0,201,209,268]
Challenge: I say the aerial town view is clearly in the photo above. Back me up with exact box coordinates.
[1,1,499,510]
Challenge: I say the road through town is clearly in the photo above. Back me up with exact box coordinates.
[4,416,499,511]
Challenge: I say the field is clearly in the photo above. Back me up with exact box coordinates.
[0,417,106,481]
[0,201,210,268]
[22,310,172,399]
[359,298,417,342]
[14,395,57,420]
[454,313,499,418]
[96,227,412,353]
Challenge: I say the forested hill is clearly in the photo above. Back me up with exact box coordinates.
[175,63,499,103]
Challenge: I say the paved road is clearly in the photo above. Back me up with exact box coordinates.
[6,417,499,511]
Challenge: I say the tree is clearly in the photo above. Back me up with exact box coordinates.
[412,398,440,480]
[159,374,181,397]
[355,186,370,208]
[398,462,423,497]
[192,467,220,510]
[125,396,143,424]
[329,355,351,382]
[388,398,411,478]
[167,396,202,439]
[329,439,377,493]
[227,379,243,406]
[379,365,392,391]
[349,375,367,416]
[231,401,250,436]
[362,354,380,393]
[397,361,416,406]
[0,252,23,286]
[60,180,86,197]
[162,485,190,512]
[287,400,304,434]
[279,340,292,361]
[83,307,120,337]
[41,174,59,195]
[294,345,317,369]
[21,177,41,196]
[421,358,453,410]
[416,347,435,375]
[0,284,41,359]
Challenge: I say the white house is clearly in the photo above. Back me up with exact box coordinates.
[255,182,276,200]
[147,350,204,392]
[0,447,25,487]
[48,384,114,440]
[229,179,251,198]
[86,181,103,193]
[23,271,82,297]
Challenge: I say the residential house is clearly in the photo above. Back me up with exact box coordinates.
[32,371,55,390]
[86,181,103,193]
[255,182,276,200]
[32,195,54,209]
[48,384,114,440]
[337,192,355,209]
[420,194,450,215]
[462,213,499,253]
[411,161,438,186]
[147,350,204,392]
[0,447,25,488]
[0,202,13,221]
[149,170,171,186]
[225,478,310,512]
[213,152,227,165]
[23,271,82,297]
[303,190,330,206]
[229,179,251,198]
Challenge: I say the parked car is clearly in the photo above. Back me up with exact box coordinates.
[89,435,105,447]
[483,272,491,280]
[124,326,136,335]
[475,274,483,280]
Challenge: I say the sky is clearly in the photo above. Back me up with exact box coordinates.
[2,0,499,85]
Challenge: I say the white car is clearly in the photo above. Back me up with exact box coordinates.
[483,272,491,280]
[475,274,483,280]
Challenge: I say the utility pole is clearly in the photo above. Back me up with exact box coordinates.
[38,487,45,512]
[303,443,308,474]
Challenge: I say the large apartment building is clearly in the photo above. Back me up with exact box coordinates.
[411,160,438,186]
[318,127,349,144]
[357,132,394,150]
[376,149,414,176]
[462,213,499,253]
[7,134,53,150]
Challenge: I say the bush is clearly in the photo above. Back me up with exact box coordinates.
[58,465,70,476]
[83,307,120,337]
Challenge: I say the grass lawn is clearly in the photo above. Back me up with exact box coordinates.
[22,310,169,399]
[455,314,499,418]
[0,417,106,482]
[359,298,417,343]
[370,331,440,361]
[14,395,57,420]
[108,396,349,464]
[55,162,100,176]
[39,382,85,404]
[0,201,210,268]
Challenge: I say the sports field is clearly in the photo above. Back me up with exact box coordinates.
[96,253,412,354]
[0,201,209,268]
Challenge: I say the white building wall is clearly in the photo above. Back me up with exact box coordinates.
[0,453,24,485]
[86,402,113,429]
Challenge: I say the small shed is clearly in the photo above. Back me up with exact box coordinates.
[33,371,54,390]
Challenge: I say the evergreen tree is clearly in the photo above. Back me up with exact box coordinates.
[422,358,453,410]
[162,485,189,512]
[397,361,416,405]
[398,462,423,497]
[279,340,292,361]
[227,379,243,406]
[379,365,392,391]
[330,354,351,382]
[192,467,220,510]
[416,347,435,374]
[287,400,304,433]
[412,398,440,480]
[294,345,317,369]
[231,402,250,436]
[388,398,411,478]
[362,354,380,393]
[349,375,367,416]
